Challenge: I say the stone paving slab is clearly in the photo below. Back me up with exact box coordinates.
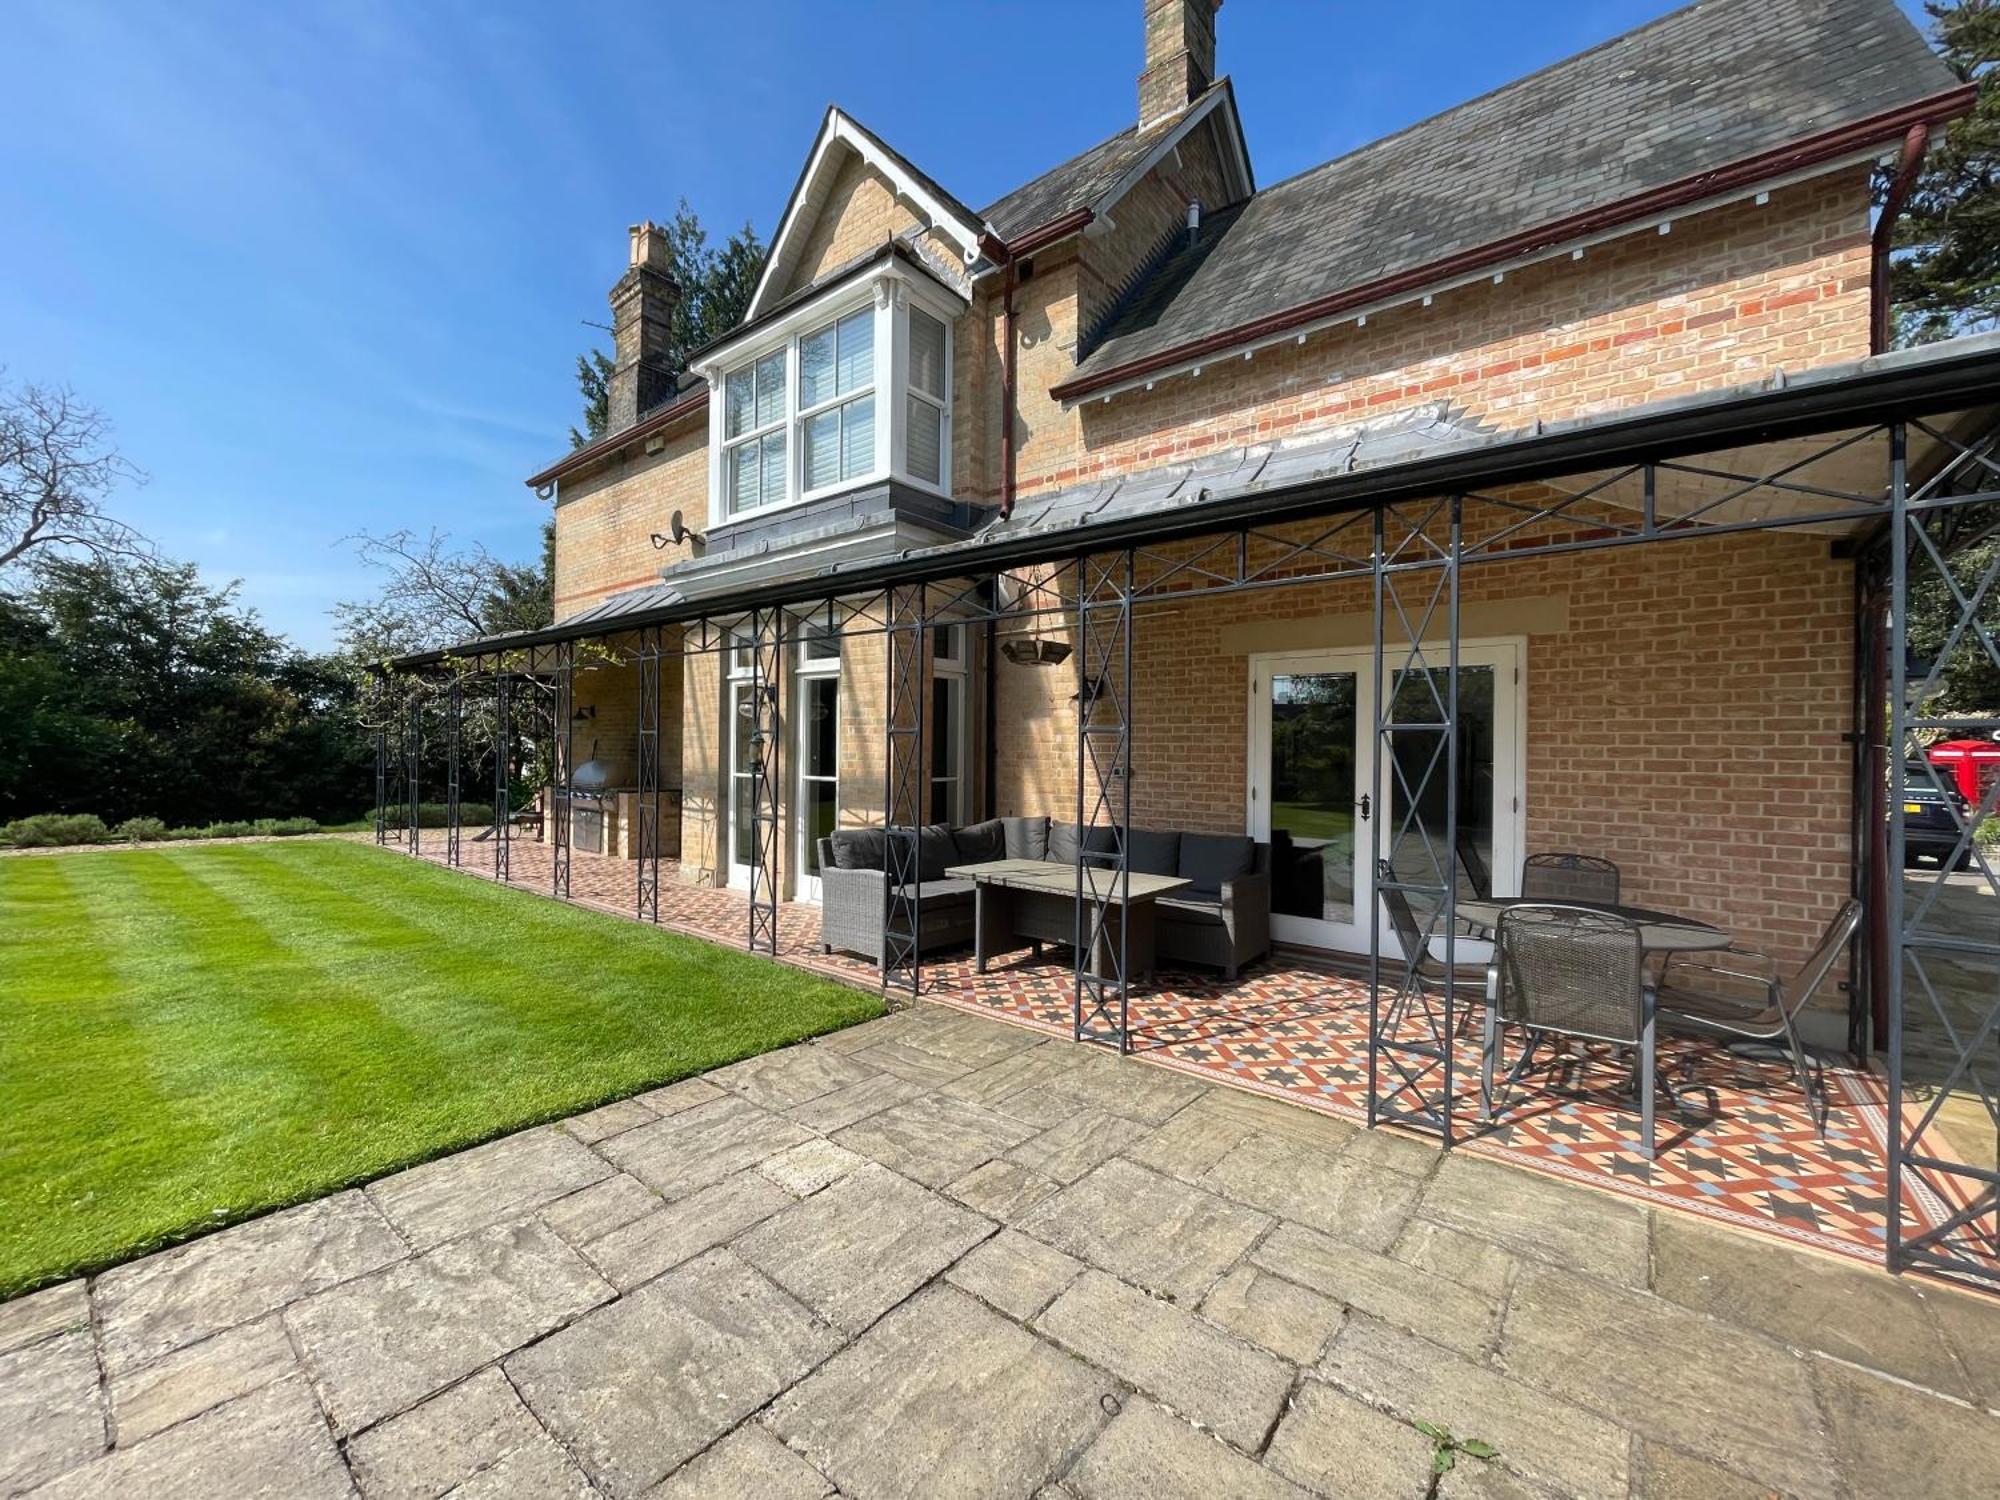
[0,1327,103,1495]
[735,1162,993,1334]
[598,1092,814,1200]
[581,1169,792,1292]
[1063,1398,1312,1500]
[650,1423,836,1499]
[25,1376,353,1500]
[0,1281,88,1357]
[366,1125,612,1250]
[946,1228,1086,1322]
[1018,1158,1271,1304]
[287,1218,613,1435]
[1419,1154,1651,1287]
[93,1189,406,1374]
[107,1313,296,1446]
[1651,1211,1981,1400]
[1200,1132,1422,1253]
[1264,1377,1435,1499]
[1035,1270,1292,1453]
[507,1247,840,1498]
[769,1286,1114,1500]
[832,1092,1039,1188]
[1254,1220,1503,1357]
[1321,1315,1632,1499]
[1500,1263,1834,1499]
[8,1001,1999,1500]
[344,1366,591,1500]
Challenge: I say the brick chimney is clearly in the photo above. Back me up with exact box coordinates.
[1138,0,1220,130]
[606,222,680,434]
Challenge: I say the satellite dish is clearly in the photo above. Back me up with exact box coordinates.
[670,509,706,547]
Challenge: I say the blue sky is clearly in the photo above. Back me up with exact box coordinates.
[0,1,1932,650]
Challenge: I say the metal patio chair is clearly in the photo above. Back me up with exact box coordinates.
[1520,851,1621,904]
[1482,902,1665,1158]
[1655,898,1861,1135]
[1378,860,1486,1037]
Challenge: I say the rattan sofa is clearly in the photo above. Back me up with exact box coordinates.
[817,815,1272,978]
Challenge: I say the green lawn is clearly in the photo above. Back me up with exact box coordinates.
[1272,801,1356,844]
[0,839,880,1297]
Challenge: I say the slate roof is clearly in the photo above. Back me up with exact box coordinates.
[1068,0,1957,389]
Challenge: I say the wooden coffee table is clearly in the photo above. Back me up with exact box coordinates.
[945,858,1192,983]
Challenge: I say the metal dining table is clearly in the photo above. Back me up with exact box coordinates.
[1455,897,1729,954]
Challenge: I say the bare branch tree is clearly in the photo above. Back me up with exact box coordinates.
[0,375,151,573]
[333,526,552,663]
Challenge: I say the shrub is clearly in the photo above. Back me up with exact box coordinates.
[252,818,320,837]
[0,814,113,848]
[1977,817,2000,852]
[408,802,497,829]
[114,816,170,844]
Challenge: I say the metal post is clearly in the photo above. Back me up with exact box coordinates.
[492,667,511,884]
[552,642,574,900]
[1073,550,1135,1052]
[445,675,463,868]
[748,609,782,953]
[882,583,927,999]
[373,721,387,846]
[404,690,422,857]
[637,626,662,923]
[1886,420,1911,1271]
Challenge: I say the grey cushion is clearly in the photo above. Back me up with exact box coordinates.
[917,824,957,882]
[1178,832,1255,901]
[1128,828,1181,877]
[1002,815,1049,861]
[1157,895,1226,926]
[953,819,1006,864]
[1049,821,1117,865]
[828,827,887,871]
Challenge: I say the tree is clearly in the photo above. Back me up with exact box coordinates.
[0,375,152,573]
[1886,2,2000,345]
[333,522,554,665]
[0,556,372,824]
[569,199,766,446]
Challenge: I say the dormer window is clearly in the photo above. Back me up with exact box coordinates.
[702,258,957,527]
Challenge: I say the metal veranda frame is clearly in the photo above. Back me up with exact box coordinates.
[370,399,2000,1288]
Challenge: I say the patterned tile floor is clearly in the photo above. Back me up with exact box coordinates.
[398,833,1993,1284]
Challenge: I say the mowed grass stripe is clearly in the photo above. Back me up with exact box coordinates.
[0,840,878,1296]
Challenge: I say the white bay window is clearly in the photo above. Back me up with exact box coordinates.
[702,263,955,526]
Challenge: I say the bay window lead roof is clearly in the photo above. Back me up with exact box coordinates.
[1063,0,1959,393]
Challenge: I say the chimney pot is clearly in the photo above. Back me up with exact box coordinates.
[1139,0,1221,130]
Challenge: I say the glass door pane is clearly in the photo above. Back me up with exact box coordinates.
[1384,665,1495,897]
[1269,671,1360,929]
[729,681,755,882]
[800,675,839,883]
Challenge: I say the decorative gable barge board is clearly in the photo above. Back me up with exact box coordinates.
[388,335,2000,670]
[1048,83,1979,405]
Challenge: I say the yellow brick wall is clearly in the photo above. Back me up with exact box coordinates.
[553,418,705,622]
[993,519,1854,987]
[1024,172,1873,496]
[785,151,927,296]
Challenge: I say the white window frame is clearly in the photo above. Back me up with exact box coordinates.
[720,352,790,520]
[794,626,842,902]
[723,629,758,892]
[796,306,878,504]
[929,622,970,826]
[699,261,959,529]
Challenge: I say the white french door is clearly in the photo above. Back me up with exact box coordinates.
[1247,640,1523,954]
[794,630,842,903]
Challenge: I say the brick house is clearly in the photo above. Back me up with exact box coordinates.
[388,0,1999,1269]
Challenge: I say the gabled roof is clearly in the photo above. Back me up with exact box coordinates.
[1059,0,1964,400]
[980,79,1252,245]
[746,108,989,320]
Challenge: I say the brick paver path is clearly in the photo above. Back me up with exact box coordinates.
[5,1003,1998,1498]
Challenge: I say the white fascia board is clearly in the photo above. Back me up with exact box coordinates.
[1064,145,1888,409]
[1083,83,1251,239]
[747,109,987,320]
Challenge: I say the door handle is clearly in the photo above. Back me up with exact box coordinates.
[1358,794,1372,822]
